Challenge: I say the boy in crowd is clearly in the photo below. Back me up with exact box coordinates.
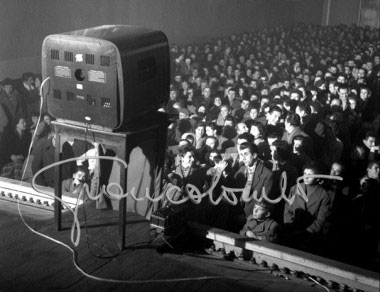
[240,199,282,243]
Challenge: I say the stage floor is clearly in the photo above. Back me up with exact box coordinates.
[0,200,324,292]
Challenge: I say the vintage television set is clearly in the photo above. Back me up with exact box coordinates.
[42,25,170,131]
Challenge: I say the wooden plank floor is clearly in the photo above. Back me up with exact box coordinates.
[0,200,325,292]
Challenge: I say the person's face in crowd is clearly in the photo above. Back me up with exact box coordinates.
[174,75,182,83]
[213,97,222,107]
[205,137,217,149]
[182,81,189,90]
[284,80,290,89]
[267,110,281,126]
[267,136,278,147]
[198,105,206,115]
[260,88,269,96]
[303,168,317,185]
[366,61,373,71]
[31,115,38,126]
[220,106,229,118]
[330,65,338,74]
[207,53,213,62]
[34,77,42,88]
[192,69,199,77]
[227,89,236,100]
[169,90,177,100]
[303,74,310,84]
[250,80,258,89]
[195,126,204,137]
[201,81,208,91]
[330,163,343,177]
[249,108,259,120]
[241,99,250,110]
[328,83,336,94]
[337,75,346,84]
[348,97,356,110]
[260,97,270,108]
[293,139,303,154]
[338,88,348,102]
[358,68,365,79]
[250,125,260,139]
[330,98,342,107]
[284,120,294,133]
[224,120,234,127]
[16,118,27,132]
[252,203,270,220]
[4,84,13,95]
[24,76,34,87]
[363,136,376,149]
[203,87,211,98]
[239,146,257,167]
[227,65,233,75]
[185,58,191,66]
[43,115,51,125]
[367,162,380,180]
[236,123,248,135]
[205,126,215,137]
[181,151,195,169]
[351,68,358,79]
[195,77,202,86]
[344,66,351,76]
[360,88,369,101]
[296,104,307,116]
[374,55,380,65]
[179,111,189,120]
[290,92,300,101]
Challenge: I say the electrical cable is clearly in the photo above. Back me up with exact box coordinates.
[21,76,50,182]
[308,276,330,292]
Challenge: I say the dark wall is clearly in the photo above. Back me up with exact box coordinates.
[293,0,324,25]
[0,0,293,79]
[328,0,360,26]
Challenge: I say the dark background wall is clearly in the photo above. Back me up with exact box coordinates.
[0,0,293,79]
[0,0,367,79]
[328,0,360,26]
[293,0,324,24]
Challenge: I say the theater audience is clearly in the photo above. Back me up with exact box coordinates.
[1,22,379,269]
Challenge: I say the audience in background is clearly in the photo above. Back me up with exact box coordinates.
[0,23,379,269]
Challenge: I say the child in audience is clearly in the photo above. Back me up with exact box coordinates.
[239,199,282,243]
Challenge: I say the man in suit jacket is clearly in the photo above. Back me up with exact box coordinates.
[231,142,275,231]
[283,162,332,251]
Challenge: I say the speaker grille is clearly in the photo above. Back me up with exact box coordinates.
[100,56,110,67]
[53,89,62,99]
[101,97,111,108]
[64,51,74,62]
[66,91,75,102]
[51,50,59,60]
[85,54,95,65]
[87,95,96,106]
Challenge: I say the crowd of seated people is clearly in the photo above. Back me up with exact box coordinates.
[0,72,52,180]
[0,22,379,269]
[161,23,379,269]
